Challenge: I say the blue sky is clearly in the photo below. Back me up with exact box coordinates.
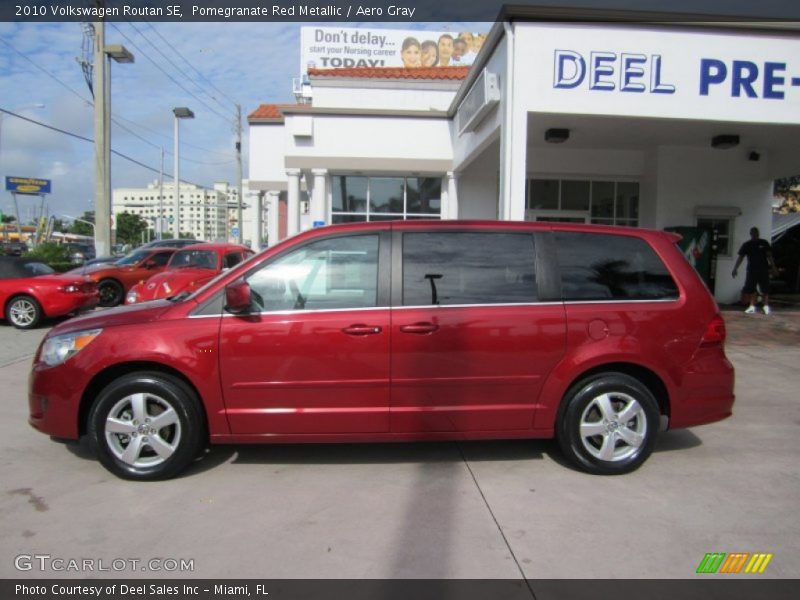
[0,21,487,222]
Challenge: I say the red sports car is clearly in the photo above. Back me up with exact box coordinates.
[125,243,254,304]
[70,247,176,307]
[0,257,97,329]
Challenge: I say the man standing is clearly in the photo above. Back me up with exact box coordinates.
[732,227,777,314]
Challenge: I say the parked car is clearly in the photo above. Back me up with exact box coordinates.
[1,241,28,256]
[29,221,734,480]
[125,243,254,304]
[69,247,176,307]
[66,242,96,265]
[1,257,97,329]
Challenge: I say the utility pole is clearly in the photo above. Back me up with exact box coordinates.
[93,7,110,256]
[236,104,243,244]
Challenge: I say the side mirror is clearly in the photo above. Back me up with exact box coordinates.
[225,279,251,314]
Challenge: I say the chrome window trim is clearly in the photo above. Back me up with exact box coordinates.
[188,298,679,319]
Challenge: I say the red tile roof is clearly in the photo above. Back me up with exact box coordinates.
[248,103,313,121]
[308,66,470,80]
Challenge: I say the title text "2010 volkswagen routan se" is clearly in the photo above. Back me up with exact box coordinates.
[28,221,734,480]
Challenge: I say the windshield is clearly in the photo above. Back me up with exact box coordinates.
[181,250,261,303]
[23,262,56,276]
[115,249,150,266]
[169,249,217,270]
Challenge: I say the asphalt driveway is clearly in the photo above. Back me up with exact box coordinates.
[0,309,798,579]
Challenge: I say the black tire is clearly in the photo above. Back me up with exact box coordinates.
[97,279,124,307]
[5,295,43,329]
[88,371,206,480]
[557,373,659,475]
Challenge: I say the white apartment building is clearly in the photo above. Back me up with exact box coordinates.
[113,180,258,243]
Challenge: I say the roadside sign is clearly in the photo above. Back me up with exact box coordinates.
[231,226,239,237]
[5,176,51,195]
[168,216,174,225]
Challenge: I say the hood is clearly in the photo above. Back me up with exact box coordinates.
[142,268,213,296]
[47,299,180,336]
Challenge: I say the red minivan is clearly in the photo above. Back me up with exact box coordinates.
[28,221,734,480]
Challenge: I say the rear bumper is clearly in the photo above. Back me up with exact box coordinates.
[669,351,735,429]
[42,292,98,318]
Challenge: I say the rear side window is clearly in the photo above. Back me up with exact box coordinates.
[555,232,678,301]
[402,232,537,306]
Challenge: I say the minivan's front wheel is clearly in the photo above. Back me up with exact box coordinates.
[88,372,205,480]
[557,373,659,475]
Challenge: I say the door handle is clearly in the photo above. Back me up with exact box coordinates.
[342,324,382,336]
[399,322,439,334]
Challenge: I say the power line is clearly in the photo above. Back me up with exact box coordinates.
[111,113,235,158]
[0,107,210,188]
[0,34,93,105]
[0,35,236,165]
[108,22,233,123]
[146,22,239,108]
[126,20,234,117]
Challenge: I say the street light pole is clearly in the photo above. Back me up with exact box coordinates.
[172,107,194,239]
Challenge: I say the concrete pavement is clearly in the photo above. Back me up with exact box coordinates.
[0,312,798,579]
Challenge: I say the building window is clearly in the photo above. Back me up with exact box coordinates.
[331,175,441,223]
[527,178,639,227]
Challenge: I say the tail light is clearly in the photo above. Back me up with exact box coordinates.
[700,314,726,348]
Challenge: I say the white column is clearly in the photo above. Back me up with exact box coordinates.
[286,169,301,237]
[446,171,459,220]
[266,191,280,246]
[498,23,528,222]
[250,191,263,250]
[311,168,328,227]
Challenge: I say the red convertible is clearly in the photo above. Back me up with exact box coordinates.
[0,257,97,329]
[125,243,254,304]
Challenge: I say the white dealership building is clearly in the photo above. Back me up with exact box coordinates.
[248,8,800,302]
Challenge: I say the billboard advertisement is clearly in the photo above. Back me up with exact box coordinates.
[300,27,487,73]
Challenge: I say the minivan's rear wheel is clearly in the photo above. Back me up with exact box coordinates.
[88,372,205,480]
[557,373,659,475]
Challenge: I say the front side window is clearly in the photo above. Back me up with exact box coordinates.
[402,232,537,306]
[555,232,678,301]
[246,235,380,312]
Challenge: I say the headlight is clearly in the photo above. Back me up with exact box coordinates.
[40,329,102,367]
[126,290,138,304]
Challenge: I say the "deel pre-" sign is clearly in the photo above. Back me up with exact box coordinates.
[520,23,800,124]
